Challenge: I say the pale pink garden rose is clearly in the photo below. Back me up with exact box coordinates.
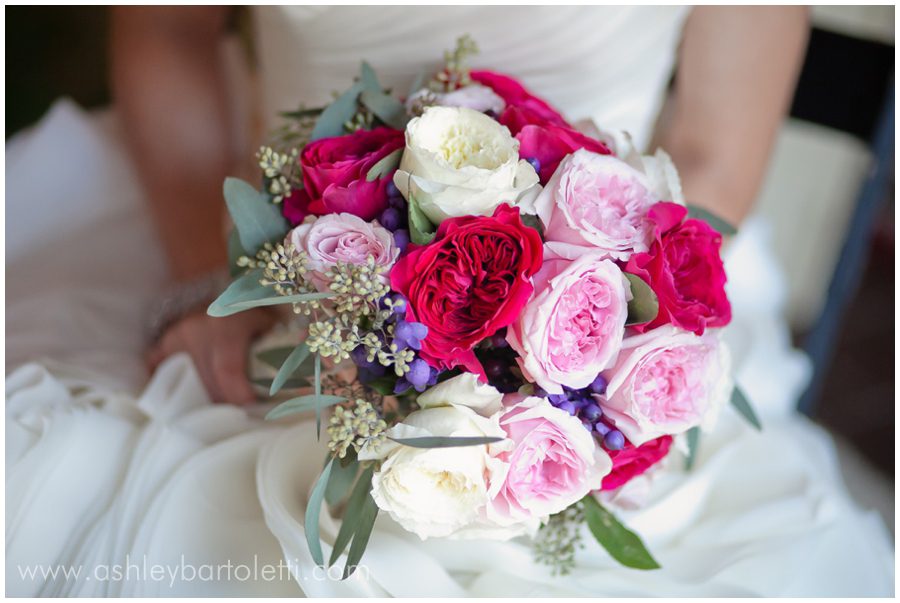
[485,394,611,532]
[534,148,657,261]
[288,212,398,291]
[600,325,732,446]
[507,250,631,394]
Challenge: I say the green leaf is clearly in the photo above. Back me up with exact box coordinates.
[265,394,346,421]
[227,229,248,278]
[686,205,738,236]
[269,343,311,396]
[256,346,296,371]
[407,191,436,246]
[251,377,310,390]
[311,81,364,141]
[342,490,379,580]
[328,465,375,567]
[207,269,267,318]
[360,89,408,129]
[359,61,381,92]
[685,426,700,471]
[305,458,334,567]
[582,495,660,570]
[365,148,403,182]
[325,457,359,507]
[280,106,325,120]
[730,385,762,430]
[623,272,659,326]
[390,436,504,449]
[223,177,289,254]
[364,376,397,396]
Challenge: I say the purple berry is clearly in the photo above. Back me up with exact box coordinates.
[489,332,509,349]
[594,422,611,437]
[558,401,577,416]
[589,374,608,395]
[484,358,507,379]
[380,207,402,231]
[386,180,400,198]
[604,429,625,451]
[526,157,541,174]
[548,393,568,405]
[582,403,603,422]
[393,229,410,252]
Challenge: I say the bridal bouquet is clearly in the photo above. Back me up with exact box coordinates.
[210,37,760,578]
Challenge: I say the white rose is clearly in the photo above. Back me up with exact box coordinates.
[393,106,540,224]
[359,373,507,539]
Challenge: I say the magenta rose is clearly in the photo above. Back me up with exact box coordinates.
[470,70,570,127]
[507,250,630,394]
[282,127,404,225]
[390,204,543,377]
[487,394,611,530]
[601,435,672,491]
[500,105,612,184]
[625,202,731,335]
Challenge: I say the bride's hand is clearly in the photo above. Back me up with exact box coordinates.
[146,307,277,405]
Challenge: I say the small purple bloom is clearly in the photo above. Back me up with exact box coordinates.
[405,358,433,391]
[393,229,410,253]
[394,320,428,351]
[390,293,408,315]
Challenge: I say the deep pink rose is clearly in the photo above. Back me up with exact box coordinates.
[500,106,612,184]
[470,70,570,127]
[601,435,672,491]
[390,204,543,377]
[282,127,404,225]
[625,202,731,335]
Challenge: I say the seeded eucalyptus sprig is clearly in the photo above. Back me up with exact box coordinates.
[533,504,586,576]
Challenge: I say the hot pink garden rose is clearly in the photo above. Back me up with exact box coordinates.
[600,325,732,446]
[507,250,630,394]
[601,435,673,491]
[487,394,611,529]
[282,127,404,224]
[288,213,398,291]
[470,70,570,127]
[625,202,731,335]
[534,149,657,261]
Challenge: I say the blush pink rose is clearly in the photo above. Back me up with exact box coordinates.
[600,325,732,446]
[507,250,630,394]
[534,149,657,261]
[282,127,404,224]
[601,435,673,491]
[625,202,732,335]
[486,394,611,528]
[289,213,398,291]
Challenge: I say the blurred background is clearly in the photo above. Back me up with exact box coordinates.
[5,5,895,505]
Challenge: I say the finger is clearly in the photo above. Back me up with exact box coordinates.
[145,344,165,373]
[211,343,256,405]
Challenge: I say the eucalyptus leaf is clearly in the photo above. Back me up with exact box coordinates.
[730,385,762,430]
[223,291,334,313]
[407,69,428,98]
[407,192,436,246]
[256,346,296,371]
[305,458,334,567]
[280,106,325,120]
[325,457,360,507]
[342,490,379,580]
[265,394,346,421]
[314,353,323,439]
[328,465,375,567]
[251,377,310,390]
[686,205,738,236]
[359,61,381,92]
[390,436,504,449]
[360,89,408,129]
[223,177,289,253]
[583,495,660,570]
[207,269,267,318]
[365,148,403,182]
[623,272,659,326]
[685,426,700,471]
[270,343,311,396]
[227,229,248,277]
[311,81,364,141]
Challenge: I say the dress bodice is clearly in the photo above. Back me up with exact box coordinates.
[251,6,689,150]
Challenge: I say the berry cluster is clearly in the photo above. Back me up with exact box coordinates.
[538,375,626,451]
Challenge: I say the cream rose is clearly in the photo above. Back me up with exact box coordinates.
[393,106,540,224]
[359,373,507,539]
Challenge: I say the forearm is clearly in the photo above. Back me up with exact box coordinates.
[657,6,809,225]
[111,7,233,281]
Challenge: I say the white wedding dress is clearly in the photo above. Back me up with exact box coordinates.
[6,6,893,597]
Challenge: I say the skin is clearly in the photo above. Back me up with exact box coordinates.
[111,6,809,404]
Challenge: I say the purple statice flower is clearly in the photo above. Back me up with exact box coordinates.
[393,320,428,351]
[394,358,439,394]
